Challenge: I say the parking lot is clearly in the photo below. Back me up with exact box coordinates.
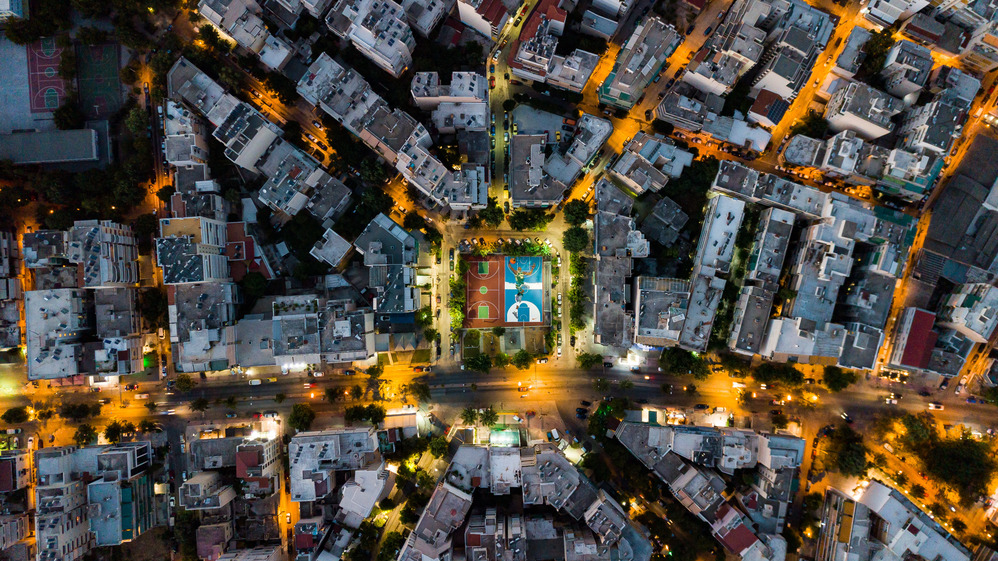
[512,106,572,143]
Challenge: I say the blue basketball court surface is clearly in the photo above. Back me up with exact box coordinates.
[504,256,543,324]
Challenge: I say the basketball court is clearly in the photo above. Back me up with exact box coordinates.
[464,254,547,329]
[503,256,543,324]
[27,38,68,113]
[77,43,122,119]
[465,256,503,328]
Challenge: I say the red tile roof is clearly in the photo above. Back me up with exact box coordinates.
[899,309,937,369]
[716,522,759,554]
[476,0,509,27]
[235,449,260,479]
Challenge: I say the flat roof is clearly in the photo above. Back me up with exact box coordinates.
[0,129,99,164]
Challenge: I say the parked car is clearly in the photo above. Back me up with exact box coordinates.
[928,402,944,410]
[264,411,279,418]
[694,403,709,410]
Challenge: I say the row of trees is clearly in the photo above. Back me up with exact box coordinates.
[464,348,536,374]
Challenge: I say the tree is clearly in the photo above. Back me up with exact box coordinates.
[461,407,479,425]
[275,393,286,403]
[562,226,590,253]
[493,352,510,368]
[140,287,168,329]
[156,185,176,202]
[465,354,493,373]
[480,407,498,427]
[479,197,505,227]
[910,484,926,499]
[858,26,896,80]
[788,111,831,139]
[508,209,552,231]
[511,349,532,370]
[60,403,97,421]
[240,272,268,302]
[577,352,602,370]
[325,387,342,402]
[175,374,196,392]
[139,420,159,433]
[74,424,97,447]
[491,326,506,336]
[351,385,364,400]
[752,362,803,385]
[771,413,789,429]
[619,380,634,390]
[406,382,431,404]
[403,211,428,232]
[952,519,967,533]
[827,425,869,477]
[365,404,387,426]
[283,120,303,144]
[53,101,85,130]
[922,437,996,500]
[190,398,209,413]
[429,435,449,458]
[894,472,908,487]
[104,420,128,444]
[593,378,610,392]
[823,366,858,392]
[218,66,243,90]
[265,71,299,105]
[562,200,590,226]
[400,505,419,525]
[659,348,709,379]
[651,119,675,136]
[125,106,148,135]
[145,401,157,412]
[684,384,697,395]
[288,404,316,431]
[502,99,516,111]
[1,407,29,424]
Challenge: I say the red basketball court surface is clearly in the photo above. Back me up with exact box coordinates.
[27,38,67,114]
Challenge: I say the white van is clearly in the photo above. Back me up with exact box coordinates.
[551,429,560,440]
[249,379,262,386]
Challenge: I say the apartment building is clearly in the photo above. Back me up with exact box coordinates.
[823,81,904,140]
[598,17,680,109]
[326,0,416,77]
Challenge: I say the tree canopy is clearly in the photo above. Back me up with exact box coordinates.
[823,366,857,392]
[562,200,590,226]
[511,350,532,370]
[827,425,869,477]
[563,226,590,253]
[577,352,603,370]
[288,404,317,431]
[659,348,709,380]
[1,407,29,424]
[465,354,493,373]
[74,424,98,447]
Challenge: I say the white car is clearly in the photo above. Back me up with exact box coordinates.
[557,346,562,357]
[928,402,944,410]
[557,293,562,304]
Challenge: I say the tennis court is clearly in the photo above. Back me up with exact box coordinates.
[77,43,122,119]
[464,255,502,328]
[504,256,543,324]
[27,38,68,113]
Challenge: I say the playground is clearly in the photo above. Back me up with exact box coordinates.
[77,43,122,119]
[27,38,68,113]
